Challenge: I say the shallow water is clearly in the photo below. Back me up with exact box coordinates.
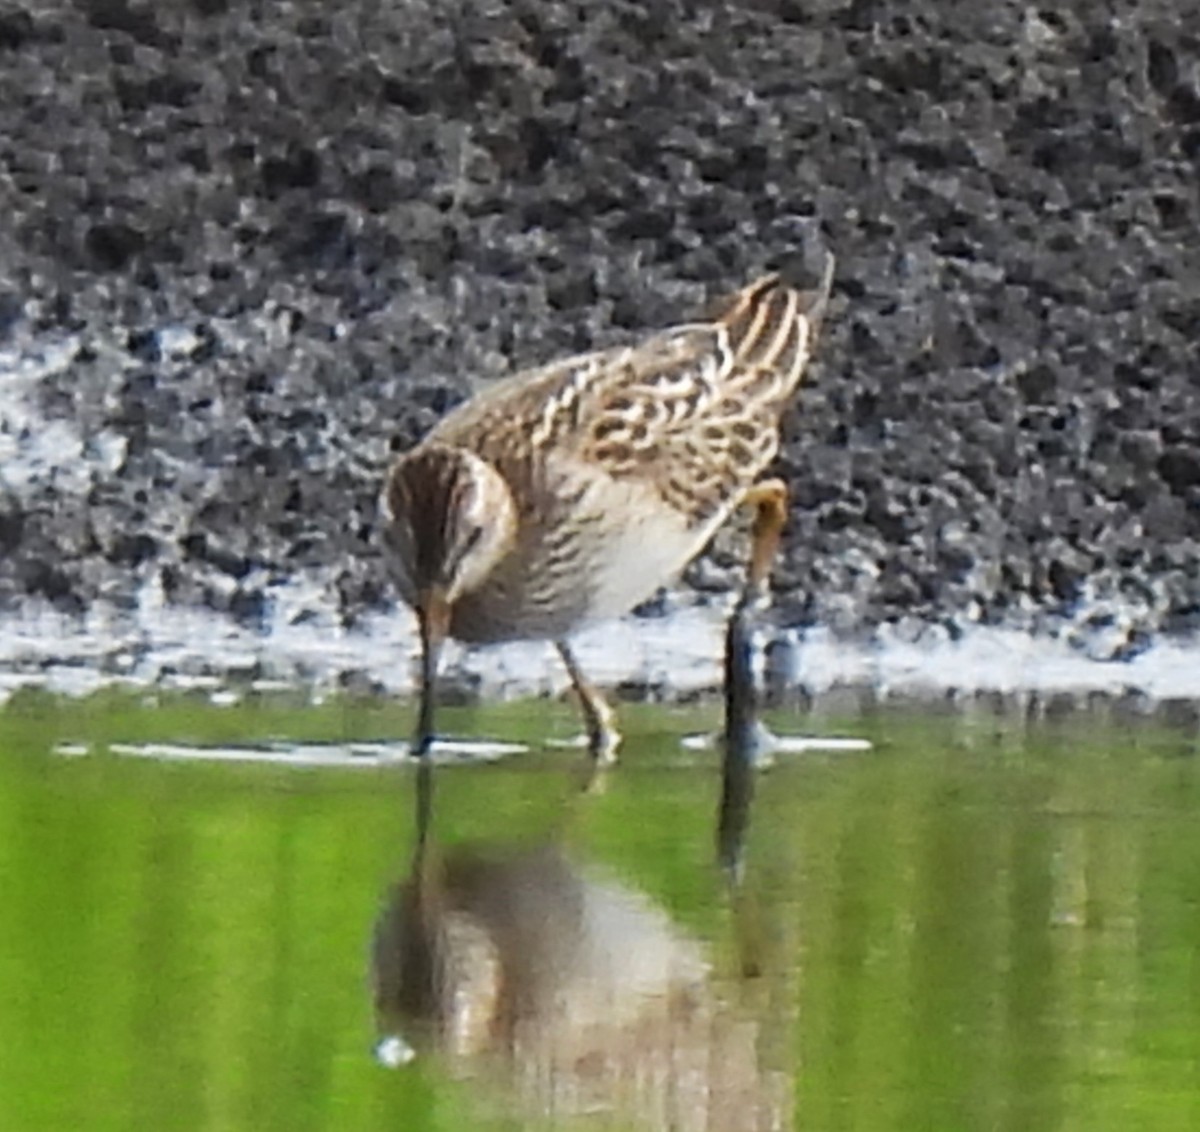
[2,692,1200,1131]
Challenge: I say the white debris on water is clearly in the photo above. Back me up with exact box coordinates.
[82,736,526,766]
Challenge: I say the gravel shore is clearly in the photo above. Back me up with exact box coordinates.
[1,0,1197,693]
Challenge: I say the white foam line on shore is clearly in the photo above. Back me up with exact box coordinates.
[784,624,1200,702]
[2,578,1200,711]
[0,580,735,705]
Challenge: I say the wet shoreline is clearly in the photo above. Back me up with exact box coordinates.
[4,587,1200,731]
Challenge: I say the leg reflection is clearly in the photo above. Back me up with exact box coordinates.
[719,593,760,879]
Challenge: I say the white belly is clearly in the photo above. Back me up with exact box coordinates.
[452,471,730,644]
[580,503,699,622]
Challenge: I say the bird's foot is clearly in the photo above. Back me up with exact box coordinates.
[586,713,622,766]
[545,723,622,766]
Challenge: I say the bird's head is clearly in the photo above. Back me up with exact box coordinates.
[382,444,517,753]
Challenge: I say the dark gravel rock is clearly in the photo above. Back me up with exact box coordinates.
[0,0,1198,653]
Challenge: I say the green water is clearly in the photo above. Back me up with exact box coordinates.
[2,691,1199,1131]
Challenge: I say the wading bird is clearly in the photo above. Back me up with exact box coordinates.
[383,256,834,761]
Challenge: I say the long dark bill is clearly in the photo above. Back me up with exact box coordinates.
[414,590,449,757]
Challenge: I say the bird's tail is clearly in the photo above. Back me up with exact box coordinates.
[712,252,835,392]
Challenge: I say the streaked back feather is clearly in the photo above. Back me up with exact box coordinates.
[421,263,834,529]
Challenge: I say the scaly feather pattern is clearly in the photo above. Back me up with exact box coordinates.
[423,268,830,531]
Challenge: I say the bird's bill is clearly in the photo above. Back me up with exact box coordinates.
[414,587,451,757]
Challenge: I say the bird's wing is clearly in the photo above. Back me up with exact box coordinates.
[431,269,832,526]
[570,272,830,524]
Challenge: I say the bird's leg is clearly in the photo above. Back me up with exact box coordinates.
[740,478,789,605]
[555,641,621,764]
[715,478,790,767]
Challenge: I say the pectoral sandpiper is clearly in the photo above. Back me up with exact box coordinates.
[383,255,835,761]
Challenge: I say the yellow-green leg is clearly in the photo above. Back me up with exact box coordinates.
[556,641,621,765]
[741,478,789,601]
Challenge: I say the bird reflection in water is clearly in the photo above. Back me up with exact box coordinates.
[370,610,790,1130]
